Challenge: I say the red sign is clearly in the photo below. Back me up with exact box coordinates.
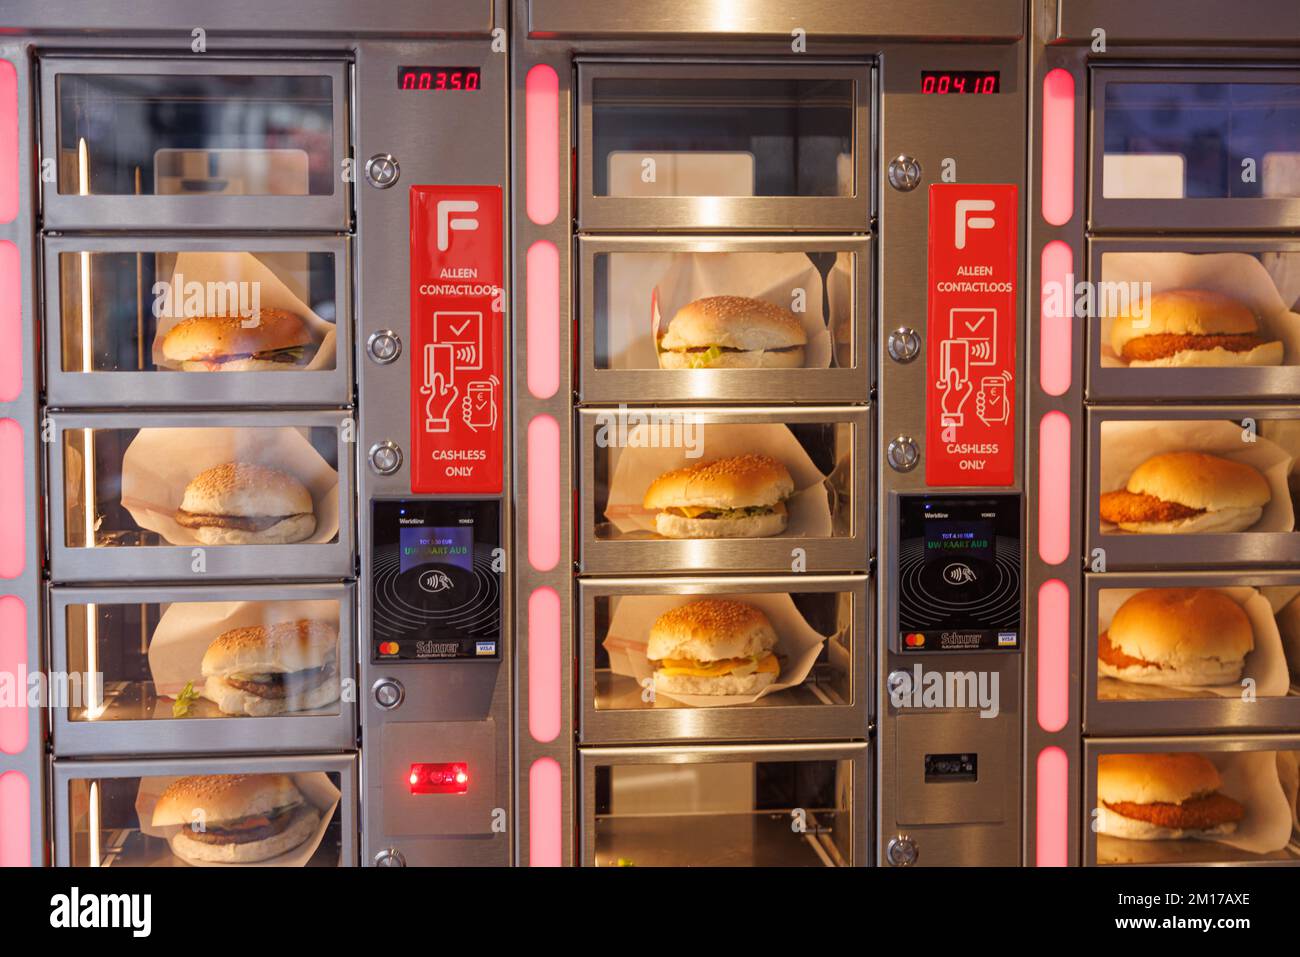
[409,185,503,494]
[925,184,1018,486]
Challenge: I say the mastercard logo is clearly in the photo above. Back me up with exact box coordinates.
[904,633,926,648]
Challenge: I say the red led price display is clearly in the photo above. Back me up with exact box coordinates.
[398,67,481,91]
[921,71,1000,95]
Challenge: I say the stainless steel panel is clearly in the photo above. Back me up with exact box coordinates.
[577,234,871,404]
[1083,735,1300,867]
[47,408,355,582]
[43,234,353,409]
[1090,68,1300,232]
[1057,0,1300,44]
[578,575,869,744]
[1086,405,1300,569]
[379,720,498,837]
[1086,236,1300,402]
[577,61,873,232]
[577,405,871,575]
[579,741,869,867]
[47,582,357,756]
[529,0,1025,41]
[2,0,494,35]
[894,712,1010,826]
[1084,570,1300,735]
[51,752,358,867]
[40,57,351,232]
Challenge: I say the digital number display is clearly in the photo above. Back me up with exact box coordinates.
[921,71,1000,95]
[398,66,481,91]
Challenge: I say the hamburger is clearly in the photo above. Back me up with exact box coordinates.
[152,773,320,864]
[1096,753,1245,841]
[1110,289,1282,368]
[1099,588,1254,687]
[657,296,807,369]
[1099,451,1270,534]
[161,309,313,372]
[201,619,340,716]
[643,454,794,539]
[175,462,317,545]
[648,599,780,696]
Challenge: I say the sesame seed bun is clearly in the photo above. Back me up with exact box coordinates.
[1109,290,1281,368]
[646,599,778,662]
[202,620,338,677]
[1100,588,1253,687]
[658,296,807,369]
[152,773,303,829]
[643,454,794,510]
[175,462,316,545]
[162,309,311,368]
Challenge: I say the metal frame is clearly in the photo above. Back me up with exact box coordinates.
[50,752,358,866]
[1082,734,1300,867]
[576,59,874,232]
[47,581,357,756]
[578,574,869,744]
[1089,66,1300,233]
[1084,570,1300,735]
[576,404,871,574]
[39,56,352,232]
[1085,405,1300,569]
[46,408,356,582]
[578,740,870,867]
[43,234,353,409]
[1086,235,1300,402]
[576,234,871,404]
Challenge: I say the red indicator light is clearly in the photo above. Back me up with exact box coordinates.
[407,762,470,795]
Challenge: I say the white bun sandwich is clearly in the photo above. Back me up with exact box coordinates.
[1098,451,1270,535]
[643,454,794,539]
[162,309,314,372]
[1098,588,1254,687]
[175,462,317,545]
[1096,753,1244,841]
[1110,289,1282,369]
[648,599,780,696]
[201,619,340,717]
[152,773,320,864]
[658,296,807,369]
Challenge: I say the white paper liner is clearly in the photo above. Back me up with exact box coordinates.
[602,421,834,538]
[638,253,836,370]
[1095,587,1289,700]
[120,426,341,546]
[1098,420,1295,534]
[147,599,342,705]
[1099,252,1300,367]
[150,251,337,372]
[601,593,832,707]
[1098,751,1291,854]
[1275,751,1300,838]
[134,771,340,867]
[1273,592,1300,685]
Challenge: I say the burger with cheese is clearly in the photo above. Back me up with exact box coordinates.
[648,599,780,696]
[1099,451,1270,534]
[1110,289,1282,368]
[1099,588,1254,687]
[175,462,317,545]
[643,454,794,539]
[657,296,808,369]
[152,773,320,864]
[202,619,340,716]
[1096,753,1245,841]
[162,309,314,372]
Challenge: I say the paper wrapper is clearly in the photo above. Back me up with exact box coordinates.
[601,593,832,707]
[120,426,341,546]
[1099,752,1292,854]
[1095,587,1289,700]
[1272,591,1300,685]
[602,422,834,538]
[147,599,342,703]
[1098,420,1295,534]
[134,771,340,867]
[1099,252,1300,367]
[1276,751,1300,838]
[151,251,337,371]
[638,253,840,369]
